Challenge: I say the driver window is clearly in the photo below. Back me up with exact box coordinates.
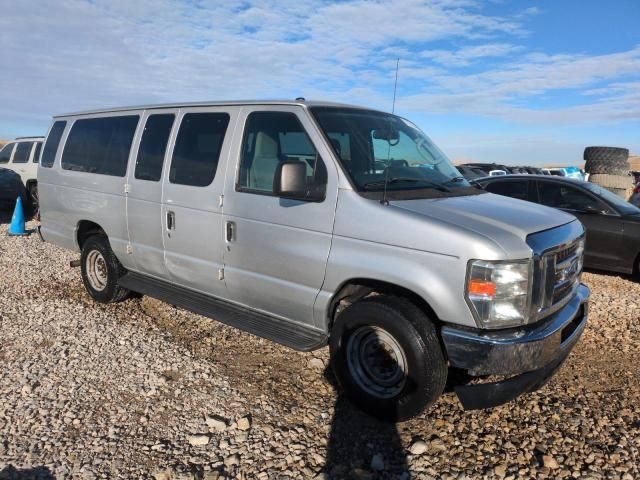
[238,111,327,197]
[538,182,606,212]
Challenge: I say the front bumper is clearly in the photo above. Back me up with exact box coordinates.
[441,283,589,409]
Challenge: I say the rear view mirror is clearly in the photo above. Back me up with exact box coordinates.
[274,162,325,202]
[372,126,399,143]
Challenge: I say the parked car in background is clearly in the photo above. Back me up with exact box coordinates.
[523,166,546,175]
[629,183,640,207]
[38,99,589,420]
[0,167,30,213]
[0,136,44,208]
[477,175,640,275]
[548,167,585,180]
[460,162,510,177]
[456,165,487,181]
[630,171,640,185]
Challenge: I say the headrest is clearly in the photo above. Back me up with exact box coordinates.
[254,132,279,157]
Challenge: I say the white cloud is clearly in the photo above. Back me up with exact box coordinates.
[0,0,638,147]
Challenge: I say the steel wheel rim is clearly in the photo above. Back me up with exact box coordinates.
[86,250,108,291]
[346,326,408,399]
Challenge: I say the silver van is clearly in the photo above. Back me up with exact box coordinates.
[39,100,589,420]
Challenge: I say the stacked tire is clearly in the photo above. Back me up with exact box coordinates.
[584,146,632,199]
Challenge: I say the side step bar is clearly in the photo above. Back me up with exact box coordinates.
[118,272,328,352]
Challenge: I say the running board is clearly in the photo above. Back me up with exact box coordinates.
[118,272,328,352]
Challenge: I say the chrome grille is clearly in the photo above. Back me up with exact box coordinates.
[551,240,582,306]
[526,222,586,322]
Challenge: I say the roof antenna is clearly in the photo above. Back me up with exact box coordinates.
[381,58,400,205]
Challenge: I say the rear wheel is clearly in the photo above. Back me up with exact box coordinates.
[329,295,447,421]
[80,235,130,303]
[27,182,38,211]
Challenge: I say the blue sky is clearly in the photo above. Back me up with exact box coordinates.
[0,0,638,166]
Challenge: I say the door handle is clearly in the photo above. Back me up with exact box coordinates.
[226,221,235,242]
[167,211,175,231]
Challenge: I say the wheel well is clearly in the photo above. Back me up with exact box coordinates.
[328,279,439,329]
[76,221,106,249]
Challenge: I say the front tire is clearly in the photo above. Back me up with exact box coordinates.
[80,235,130,303]
[329,296,447,421]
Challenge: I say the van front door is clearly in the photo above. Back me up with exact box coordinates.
[160,107,235,298]
[126,109,177,280]
[222,106,338,326]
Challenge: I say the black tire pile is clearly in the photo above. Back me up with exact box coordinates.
[584,146,632,198]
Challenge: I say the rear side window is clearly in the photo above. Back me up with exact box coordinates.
[41,121,67,168]
[62,116,139,176]
[0,143,15,164]
[135,114,175,182]
[538,182,605,212]
[169,113,229,187]
[13,142,32,163]
[485,180,530,201]
[32,142,42,163]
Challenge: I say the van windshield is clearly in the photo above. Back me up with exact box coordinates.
[311,107,478,199]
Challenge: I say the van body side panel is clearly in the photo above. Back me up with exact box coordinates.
[38,113,142,269]
[39,122,76,250]
[222,106,339,327]
[125,109,178,280]
[159,106,238,299]
[316,190,511,330]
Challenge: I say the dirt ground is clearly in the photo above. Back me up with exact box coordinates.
[0,217,638,479]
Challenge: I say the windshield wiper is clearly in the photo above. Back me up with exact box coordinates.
[363,177,451,192]
[442,176,466,186]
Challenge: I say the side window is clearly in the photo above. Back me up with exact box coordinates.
[0,143,15,164]
[135,114,175,182]
[238,111,327,196]
[169,113,229,187]
[41,121,67,168]
[62,116,139,176]
[32,142,42,163]
[485,180,529,201]
[13,142,32,163]
[538,182,604,212]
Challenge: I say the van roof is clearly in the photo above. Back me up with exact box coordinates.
[54,99,380,118]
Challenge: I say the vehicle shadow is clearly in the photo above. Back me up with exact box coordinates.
[323,366,410,479]
[0,465,55,479]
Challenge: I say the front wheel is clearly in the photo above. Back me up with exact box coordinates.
[80,235,130,303]
[329,296,447,421]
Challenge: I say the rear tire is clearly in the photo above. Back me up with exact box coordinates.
[329,295,447,421]
[27,182,38,211]
[80,235,130,303]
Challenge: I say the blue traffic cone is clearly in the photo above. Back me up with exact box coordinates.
[8,196,29,236]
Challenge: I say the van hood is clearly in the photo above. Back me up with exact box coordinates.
[389,192,575,240]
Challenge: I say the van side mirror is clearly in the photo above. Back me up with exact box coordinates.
[274,161,325,202]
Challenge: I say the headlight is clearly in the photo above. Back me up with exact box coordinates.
[465,259,532,329]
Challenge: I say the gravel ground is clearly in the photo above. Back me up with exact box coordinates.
[0,218,638,479]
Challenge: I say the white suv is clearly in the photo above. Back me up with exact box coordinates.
[0,136,44,207]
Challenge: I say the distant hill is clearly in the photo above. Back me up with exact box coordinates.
[629,155,640,171]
